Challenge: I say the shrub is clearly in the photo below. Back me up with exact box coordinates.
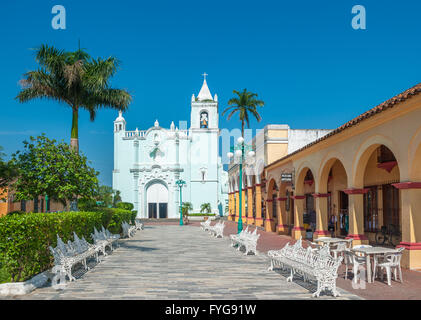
[131,211,137,224]
[7,210,27,216]
[0,208,132,283]
[78,198,98,211]
[116,202,134,211]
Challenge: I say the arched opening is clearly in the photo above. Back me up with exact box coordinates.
[356,144,401,243]
[200,111,209,128]
[146,181,168,219]
[265,179,278,232]
[285,189,294,235]
[303,169,316,236]
[319,158,349,237]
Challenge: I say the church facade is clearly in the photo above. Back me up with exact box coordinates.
[112,78,229,219]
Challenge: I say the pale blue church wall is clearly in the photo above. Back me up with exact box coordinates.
[113,136,136,206]
[113,79,228,219]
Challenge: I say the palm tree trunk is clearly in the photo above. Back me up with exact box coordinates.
[70,106,79,211]
[241,121,245,138]
[70,107,79,153]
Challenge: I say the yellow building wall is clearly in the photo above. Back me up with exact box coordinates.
[266,144,288,166]
[267,129,288,139]
[266,94,421,269]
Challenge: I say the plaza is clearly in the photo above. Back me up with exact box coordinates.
[6,223,361,300]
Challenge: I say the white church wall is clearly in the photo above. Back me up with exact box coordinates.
[113,77,229,219]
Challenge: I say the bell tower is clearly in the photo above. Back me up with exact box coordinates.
[190,73,219,130]
[189,74,220,215]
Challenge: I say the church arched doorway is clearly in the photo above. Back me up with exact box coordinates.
[146,182,168,219]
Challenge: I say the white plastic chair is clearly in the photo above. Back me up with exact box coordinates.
[343,250,367,282]
[331,242,347,259]
[352,244,372,257]
[373,247,404,286]
[344,238,354,249]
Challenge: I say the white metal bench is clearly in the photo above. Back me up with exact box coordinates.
[49,234,99,286]
[50,228,123,286]
[135,220,144,230]
[91,227,113,256]
[230,227,260,255]
[122,221,136,238]
[200,219,212,231]
[208,221,225,238]
[267,237,343,298]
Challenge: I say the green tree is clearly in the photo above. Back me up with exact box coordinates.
[200,203,212,214]
[222,89,264,137]
[11,134,99,208]
[96,185,114,208]
[16,44,132,152]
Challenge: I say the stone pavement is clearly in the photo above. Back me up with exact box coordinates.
[12,224,361,300]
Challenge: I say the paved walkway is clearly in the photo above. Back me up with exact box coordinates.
[14,224,360,300]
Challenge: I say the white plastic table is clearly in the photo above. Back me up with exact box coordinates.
[351,247,400,283]
[315,237,349,246]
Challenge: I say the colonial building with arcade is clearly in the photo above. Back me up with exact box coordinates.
[228,83,421,270]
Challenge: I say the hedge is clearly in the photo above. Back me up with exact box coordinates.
[0,208,134,283]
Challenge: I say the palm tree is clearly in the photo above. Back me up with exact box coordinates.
[16,44,132,152]
[200,203,212,214]
[222,89,264,137]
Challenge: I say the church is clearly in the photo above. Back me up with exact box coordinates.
[112,76,229,219]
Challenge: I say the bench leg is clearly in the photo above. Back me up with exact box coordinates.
[268,260,274,271]
[83,258,89,271]
[312,282,322,298]
[287,269,294,282]
[52,266,67,288]
[66,265,76,282]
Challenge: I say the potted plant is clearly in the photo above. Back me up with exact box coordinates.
[200,203,212,220]
[182,202,193,225]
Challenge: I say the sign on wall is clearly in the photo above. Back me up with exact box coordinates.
[281,173,293,183]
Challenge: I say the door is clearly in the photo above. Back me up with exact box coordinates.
[148,203,157,218]
[159,203,168,219]
[147,182,168,219]
[339,191,349,236]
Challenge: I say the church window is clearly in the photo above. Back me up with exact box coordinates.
[200,167,207,183]
[200,111,209,128]
[119,124,122,130]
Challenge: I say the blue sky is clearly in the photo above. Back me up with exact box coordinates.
[0,0,421,186]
